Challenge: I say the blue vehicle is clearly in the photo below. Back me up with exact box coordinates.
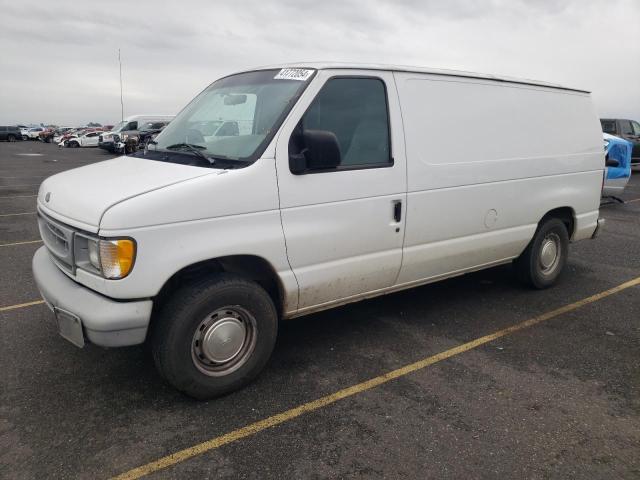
[602,132,632,199]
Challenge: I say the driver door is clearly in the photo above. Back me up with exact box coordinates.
[275,70,407,314]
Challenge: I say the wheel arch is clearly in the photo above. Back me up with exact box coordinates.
[540,206,576,239]
[153,254,286,318]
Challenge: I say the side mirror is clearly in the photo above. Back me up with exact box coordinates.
[605,157,620,168]
[289,129,341,174]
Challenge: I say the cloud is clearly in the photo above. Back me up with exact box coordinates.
[0,0,638,125]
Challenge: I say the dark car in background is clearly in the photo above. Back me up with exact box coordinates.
[601,118,640,165]
[0,126,23,142]
[137,121,170,148]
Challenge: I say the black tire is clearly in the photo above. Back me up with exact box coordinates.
[150,273,278,399]
[514,218,569,289]
[22,135,28,141]
[68,141,79,148]
[7,135,16,142]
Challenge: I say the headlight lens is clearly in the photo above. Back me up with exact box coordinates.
[76,236,136,279]
[88,239,100,270]
[98,239,136,279]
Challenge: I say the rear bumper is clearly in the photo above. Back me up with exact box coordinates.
[32,246,152,347]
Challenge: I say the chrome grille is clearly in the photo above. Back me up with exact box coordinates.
[38,212,75,272]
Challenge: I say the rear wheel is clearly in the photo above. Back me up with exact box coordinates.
[514,218,569,289]
[7,135,16,142]
[150,274,278,399]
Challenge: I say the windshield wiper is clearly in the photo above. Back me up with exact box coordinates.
[165,143,214,164]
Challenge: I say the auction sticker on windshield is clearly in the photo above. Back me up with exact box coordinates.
[274,68,314,81]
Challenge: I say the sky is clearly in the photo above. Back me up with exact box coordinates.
[0,0,638,126]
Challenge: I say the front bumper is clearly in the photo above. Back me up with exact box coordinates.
[32,246,152,347]
[98,141,115,152]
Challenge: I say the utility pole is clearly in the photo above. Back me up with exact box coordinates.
[118,48,124,122]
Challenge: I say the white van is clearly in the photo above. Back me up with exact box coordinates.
[98,115,174,152]
[33,63,604,398]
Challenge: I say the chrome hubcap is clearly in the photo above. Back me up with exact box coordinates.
[191,307,257,377]
[201,318,246,363]
[539,233,561,274]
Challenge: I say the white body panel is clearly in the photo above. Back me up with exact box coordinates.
[38,156,215,229]
[393,72,603,285]
[35,63,604,325]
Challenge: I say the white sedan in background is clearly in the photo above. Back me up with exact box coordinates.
[60,131,101,148]
[26,127,44,139]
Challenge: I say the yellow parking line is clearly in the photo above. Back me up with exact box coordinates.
[111,275,640,480]
[0,239,42,247]
[0,300,44,313]
[0,194,37,199]
[0,212,36,217]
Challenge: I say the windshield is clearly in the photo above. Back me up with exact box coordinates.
[111,121,126,132]
[148,69,315,165]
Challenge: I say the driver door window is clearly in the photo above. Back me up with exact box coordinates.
[290,77,392,171]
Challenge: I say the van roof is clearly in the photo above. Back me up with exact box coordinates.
[245,62,589,94]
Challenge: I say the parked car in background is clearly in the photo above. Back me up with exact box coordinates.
[26,127,44,139]
[0,126,23,142]
[51,128,75,144]
[602,133,632,198]
[600,118,640,165]
[38,128,57,143]
[99,115,174,152]
[137,121,171,148]
[60,131,102,148]
[15,125,29,139]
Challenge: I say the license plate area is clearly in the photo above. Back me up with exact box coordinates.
[53,307,85,348]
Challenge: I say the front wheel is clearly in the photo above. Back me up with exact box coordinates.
[68,141,79,148]
[514,218,569,289]
[7,135,16,142]
[150,274,278,399]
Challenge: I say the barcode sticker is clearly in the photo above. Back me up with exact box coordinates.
[274,68,314,81]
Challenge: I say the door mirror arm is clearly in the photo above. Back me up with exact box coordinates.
[289,149,308,174]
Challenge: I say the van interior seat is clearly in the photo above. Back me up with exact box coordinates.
[343,119,389,165]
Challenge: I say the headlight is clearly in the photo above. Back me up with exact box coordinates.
[76,236,136,279]
[99,239,136,279]
[88,239,100,270]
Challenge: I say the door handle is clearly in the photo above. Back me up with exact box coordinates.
[393,200,402,223]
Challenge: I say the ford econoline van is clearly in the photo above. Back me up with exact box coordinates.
[33,63,605,398]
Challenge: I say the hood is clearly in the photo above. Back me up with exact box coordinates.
[38,156,215,231]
